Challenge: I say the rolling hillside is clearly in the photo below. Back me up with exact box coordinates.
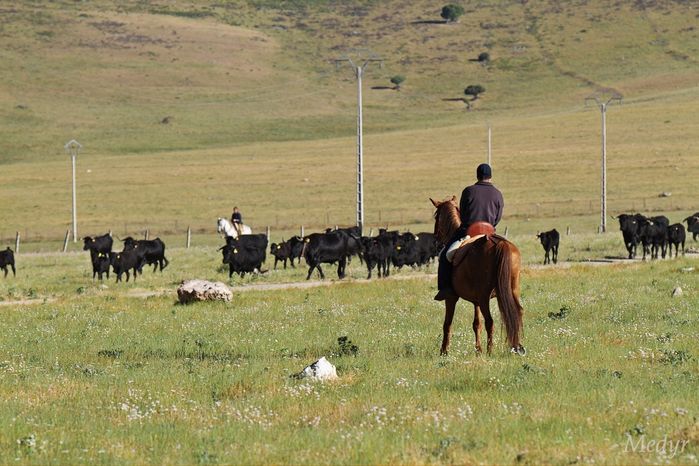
[1,0,698,242]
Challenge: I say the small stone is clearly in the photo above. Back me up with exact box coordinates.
[177,280,232,304]
[672,287,683,297]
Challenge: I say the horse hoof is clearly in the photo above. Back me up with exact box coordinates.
[511,345,526,356]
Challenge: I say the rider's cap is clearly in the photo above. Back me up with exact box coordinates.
[476,163,492,180]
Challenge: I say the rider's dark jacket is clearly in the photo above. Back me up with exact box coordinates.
[459,180,504,230]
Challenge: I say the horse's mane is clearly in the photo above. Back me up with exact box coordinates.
[434,198,462,243]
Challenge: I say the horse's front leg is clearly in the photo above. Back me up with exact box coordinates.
[440,297,458,355]
[473,304,483,354]
[480,297,495,355]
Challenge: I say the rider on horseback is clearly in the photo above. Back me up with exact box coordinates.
[434,163,504,301]
[231,207,243,236]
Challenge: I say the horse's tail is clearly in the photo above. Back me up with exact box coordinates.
[494,240,523,349]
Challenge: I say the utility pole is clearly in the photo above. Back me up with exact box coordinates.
[335,53,382,234]
[487,124,492,165]
[585,93,621,233]
[64,139,82,242]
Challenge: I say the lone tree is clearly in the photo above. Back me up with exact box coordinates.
[477,52,490,63]
[441,4,464,23]
[390,75,405,90]
[464,84,485,109]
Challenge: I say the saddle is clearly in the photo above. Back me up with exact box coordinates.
[447,222,505,268]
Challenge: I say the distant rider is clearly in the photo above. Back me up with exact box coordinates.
[231,206,243,236]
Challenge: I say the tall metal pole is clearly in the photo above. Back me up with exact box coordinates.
[64,140,82,242]
[487,124,492,165]
[586,94,621,234]
[334,54,382,234]
[356,65,364,233]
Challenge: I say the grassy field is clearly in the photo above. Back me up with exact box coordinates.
[0,245,698,464]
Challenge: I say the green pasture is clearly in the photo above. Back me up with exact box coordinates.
[0,243,698,464]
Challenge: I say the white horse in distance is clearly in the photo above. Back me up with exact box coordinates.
[217,217,252,239]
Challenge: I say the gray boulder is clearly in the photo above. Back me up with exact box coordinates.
[177,280,232,304]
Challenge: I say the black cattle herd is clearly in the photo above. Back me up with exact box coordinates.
[1,213,698,282]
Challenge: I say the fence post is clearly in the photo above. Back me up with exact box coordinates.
[266,226,271,240]
[566,226,571,236]
[300,225,305,237]
[186,226,191,249]
[144,229,149,240]
[504,226,509,238]
[369,228,373,237]
[15,231,20,253]
[63,229,70,252]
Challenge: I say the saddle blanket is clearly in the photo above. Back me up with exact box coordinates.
[445,234,485,262]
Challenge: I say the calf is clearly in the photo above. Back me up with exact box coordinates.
[122,237,169,273]
[537,229,560,265]
[109,249,140,282]
[667,223,686,258]
[0,247,16,277]
[91,252,110,280]
[270,241,292,269]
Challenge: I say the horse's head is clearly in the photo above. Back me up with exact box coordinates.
[430,196,460,244]
[216,217,225,234]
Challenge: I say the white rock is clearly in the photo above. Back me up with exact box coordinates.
[297,357,338,381]
[177,280,232,304]
[672,286,683,297]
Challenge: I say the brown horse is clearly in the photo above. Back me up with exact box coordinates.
[430,196,525,356]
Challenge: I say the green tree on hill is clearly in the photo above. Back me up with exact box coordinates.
[441,4,464,23]
[390,75,405,90]
[464,84,485,110]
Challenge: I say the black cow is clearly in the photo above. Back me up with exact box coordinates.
[684,213,699,241]
[667,223,686,258]
[327,227,363,265]
[270,241,292,269]
[83,233,114,278]
[362,235,392,279]
[122,237,169,273]
[0,247,15,277]
[616,214,644,259]
[391,233,420,269]
[302,231,350,280]
[221,234,268,277]
[638,216,669,260]
[537,229,560,265]
[91,252,110,280]
[413,232,440,266]
[109,249,140,282]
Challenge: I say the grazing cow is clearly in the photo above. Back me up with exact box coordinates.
[0,247,16,277]
[616,213,644,259]
[302,231,350,280]
[684,213,699,241]
[91,252,110,280]
[221,234,268,277]
[667,223,686,258]
[362,235,392,279]
[537,229,560,265]
[638,216,669,260]
[122,237,169,273]
[109,249,140,282]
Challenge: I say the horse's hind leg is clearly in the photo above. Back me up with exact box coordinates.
[440,297,458,356]
[473,304,483,354]
[480,298,495,355]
